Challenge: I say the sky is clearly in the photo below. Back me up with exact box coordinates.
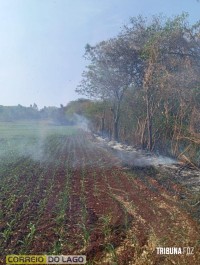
[0,0,199,109]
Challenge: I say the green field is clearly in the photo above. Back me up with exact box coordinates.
[0,121,77,162]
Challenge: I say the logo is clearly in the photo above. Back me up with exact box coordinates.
[6,255,86,264]
[156,247,194,255]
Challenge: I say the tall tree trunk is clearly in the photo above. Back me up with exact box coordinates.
[140,118,147,149]
[112,101,121,142]
[146,91,153,151]
[114,118,119,141]
[101,116,105,137]
[101,102,106,137]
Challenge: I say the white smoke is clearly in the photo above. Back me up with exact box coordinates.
[73,114,90,131]
[94,135,178,167]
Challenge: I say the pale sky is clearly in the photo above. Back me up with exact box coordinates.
[0,0,199,108]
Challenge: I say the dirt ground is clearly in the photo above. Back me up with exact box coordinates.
[0,132,200,264]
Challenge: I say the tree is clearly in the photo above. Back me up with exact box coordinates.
[119,14,200,150]
[76,37,142,141]
[76,13,200,160]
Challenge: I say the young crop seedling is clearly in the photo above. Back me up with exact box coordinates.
[99,214,112,240]
[18,222,36,253]
[78,223,90,246]
[105,243,118,265]
[1,222,13,242]
[51,238,63,255]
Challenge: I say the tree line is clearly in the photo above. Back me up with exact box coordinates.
[74,14,200,165]
[0,104,73,125]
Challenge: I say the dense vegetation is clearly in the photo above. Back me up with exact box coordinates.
[74,14,200,166]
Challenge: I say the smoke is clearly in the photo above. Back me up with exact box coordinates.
[0,134,42,164]
[0,119,178,172]
[0,120,66,164]
[114,149,152,167]
[94,136,178,168]
[73,114,90,131]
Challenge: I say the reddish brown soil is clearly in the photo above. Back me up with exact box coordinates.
[0,132,199,265]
